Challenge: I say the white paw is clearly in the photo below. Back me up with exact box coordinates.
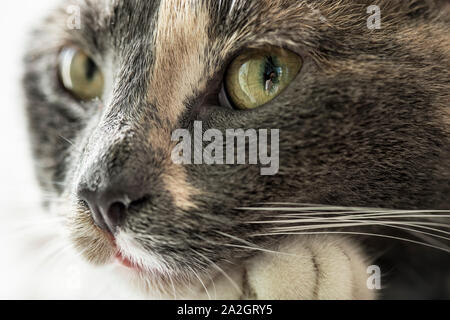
[242,236,375,300]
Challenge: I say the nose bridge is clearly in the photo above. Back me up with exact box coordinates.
[78,115,139,190]
[77,38,163,195]
[75,117,150,233]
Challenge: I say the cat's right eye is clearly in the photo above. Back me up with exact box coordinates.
[58,47,104,101]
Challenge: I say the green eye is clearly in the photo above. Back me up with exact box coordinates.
[225,46,302,110]
[58,47,104,101]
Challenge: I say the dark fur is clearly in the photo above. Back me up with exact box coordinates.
[23,0,450,298]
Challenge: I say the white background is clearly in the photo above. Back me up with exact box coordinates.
[0,1,57,207]
[0,1,139,299]
[0,0,57,298]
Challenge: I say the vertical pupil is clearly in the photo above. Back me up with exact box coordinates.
[263,56,278,92]
[84,57,97,80]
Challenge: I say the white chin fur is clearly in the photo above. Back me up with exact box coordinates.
[114,231,172,277]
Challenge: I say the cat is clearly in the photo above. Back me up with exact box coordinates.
[23,0,450,299]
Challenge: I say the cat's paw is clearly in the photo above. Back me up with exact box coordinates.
[241,236,375,300]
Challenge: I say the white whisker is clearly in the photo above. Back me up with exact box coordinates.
[251,231,450,253]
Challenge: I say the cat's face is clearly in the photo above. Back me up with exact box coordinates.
[24,0,449,294]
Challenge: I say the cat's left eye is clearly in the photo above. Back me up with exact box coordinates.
[224,46,303,110]
[58,47,104,101]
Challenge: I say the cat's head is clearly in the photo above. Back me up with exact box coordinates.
[23,0,449,294]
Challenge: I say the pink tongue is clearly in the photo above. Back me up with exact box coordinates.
[115,251,135,269]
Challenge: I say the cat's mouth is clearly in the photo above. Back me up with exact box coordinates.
[115,250,138,270]
[112,231,173,278]
[113,241,145,272]
[111,231,238,299]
